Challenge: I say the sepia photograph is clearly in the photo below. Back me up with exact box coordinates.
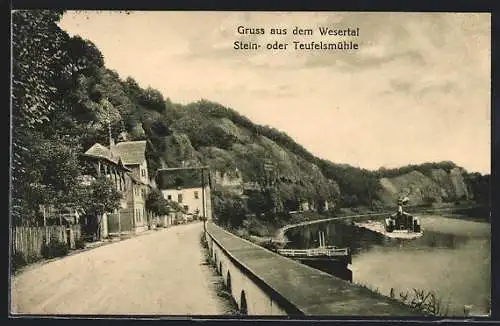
[9,10,491,318]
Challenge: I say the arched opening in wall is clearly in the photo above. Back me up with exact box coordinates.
[226,271,232,296]
[240,290,248,315]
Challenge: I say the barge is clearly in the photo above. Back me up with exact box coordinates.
[276,231,353,282]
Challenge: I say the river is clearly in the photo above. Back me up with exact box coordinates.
[284,214,491,316]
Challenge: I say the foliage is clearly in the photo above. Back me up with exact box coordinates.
[11,10,488,230]
[399,288,449,316]
[12,10,69,129]
[317,160,381,208]
[11,252,27,272]
[11,251,42,273]
[199,231,208,249]
[246,190,275,218]
[74,237,86,250]
[212,191,249,228]
[376,161,458,179]
[165,200,187,215]
[465,173,490,207]
[146,188,169,215]
[81,175,122,217]
[41,238,69,259]
[11,10,73,221]
[12,132,84,225]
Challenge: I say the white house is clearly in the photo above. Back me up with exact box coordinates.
[156,167,212,221]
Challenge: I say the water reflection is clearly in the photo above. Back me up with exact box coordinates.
[284,215,491,316]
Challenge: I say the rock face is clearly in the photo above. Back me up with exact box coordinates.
[378,168,472,206]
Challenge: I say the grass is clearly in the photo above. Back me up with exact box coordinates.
[12,236,89,275]
[398,288,450,316]
[355,282,450,317]
[199,231,240,315]
[11,251,42,274]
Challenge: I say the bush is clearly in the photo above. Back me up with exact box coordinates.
[12,252,26,272]
[41,238,69,259]
[199,231,208,249]
[11,251,42,272]
[74,237,86,249]
[399,288,449,316]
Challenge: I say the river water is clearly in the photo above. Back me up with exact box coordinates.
[284,215,491,316]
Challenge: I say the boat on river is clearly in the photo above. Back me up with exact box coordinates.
[276,231,352,281]
[355,197,424,239]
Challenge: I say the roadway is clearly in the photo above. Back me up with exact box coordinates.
[11,222,231,315]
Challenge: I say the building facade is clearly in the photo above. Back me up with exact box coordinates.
[82,139,153,237]
[156,167,213,220]
[79,144,131,239]
[111,140,152,233]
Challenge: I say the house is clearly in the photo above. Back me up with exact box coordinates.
[111,140,153,233]
[80,139,154,238]
[112,140,150,184]
[156,166,212,221]
[79,143,132,240]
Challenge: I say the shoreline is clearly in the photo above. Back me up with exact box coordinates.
[268,205,487,244]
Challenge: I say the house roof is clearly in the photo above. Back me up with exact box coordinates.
[112,141,147,165]
[156,167,211,190]
[85,143,115,162]
[128,171,150,186]
[82,143,131,171]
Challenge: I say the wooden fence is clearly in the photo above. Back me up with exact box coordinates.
[11,225,82,258]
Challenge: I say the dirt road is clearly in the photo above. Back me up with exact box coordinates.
[11,222,230,315]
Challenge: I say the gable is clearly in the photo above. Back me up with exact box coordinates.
[112,140,147,165]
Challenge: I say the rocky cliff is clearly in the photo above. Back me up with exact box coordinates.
[378,167,473,206]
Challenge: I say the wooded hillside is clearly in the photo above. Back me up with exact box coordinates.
[11,10,490,226]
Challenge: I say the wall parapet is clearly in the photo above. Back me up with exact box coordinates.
[205,221,422,316]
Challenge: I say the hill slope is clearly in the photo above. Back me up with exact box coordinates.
[12,11,490,224]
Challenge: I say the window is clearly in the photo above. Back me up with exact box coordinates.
[141,169,145,177]
[194,191,199,199]
[167,195,172,200]
[178,194,183,203]
[184,205,189,211]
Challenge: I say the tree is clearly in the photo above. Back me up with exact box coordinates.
[11,131,84,225]
[12,10,69,129]
[11,10,73,221]
[146,189,169,216]
[212,191,248,228]
[139,87,166,113]
[247,190,275,218]
[81,175,122,240]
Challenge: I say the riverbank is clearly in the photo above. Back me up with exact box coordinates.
[228,203,488,248]
[215,208,490,317]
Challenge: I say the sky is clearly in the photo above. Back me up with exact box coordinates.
[58,11,491,174]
